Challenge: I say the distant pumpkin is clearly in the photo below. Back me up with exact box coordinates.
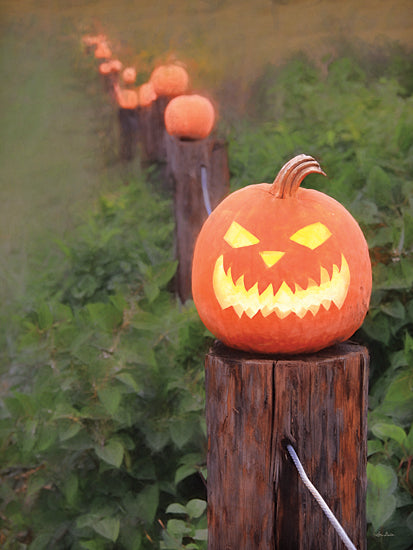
[99,59,122,75]
[82,34,107,47]
[192,154,372,354]
[114,85,139,109]
[138,82,157,107]
[149,64,189,97]
[94,42,112,59]
[122,67,137,85]
[109,59,123,73]
[164,94,215,140]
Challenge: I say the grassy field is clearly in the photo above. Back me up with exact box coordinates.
[0,0,412,307]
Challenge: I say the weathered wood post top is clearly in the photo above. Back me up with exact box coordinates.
[205,340,369,550]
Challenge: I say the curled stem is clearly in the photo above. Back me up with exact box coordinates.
[270,154,326,198]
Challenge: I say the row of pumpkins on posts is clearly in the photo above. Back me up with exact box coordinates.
[82,33,372,357]
[82,33,215,141]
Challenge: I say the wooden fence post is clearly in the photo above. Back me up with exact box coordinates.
[137,96,170,164]
[118,107,139,161]
[205,340,369,550]
[166,135,230,303]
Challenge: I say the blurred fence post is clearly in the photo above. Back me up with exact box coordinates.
[166,135,229,303]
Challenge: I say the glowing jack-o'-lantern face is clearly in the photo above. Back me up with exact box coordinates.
[192,155,371,354]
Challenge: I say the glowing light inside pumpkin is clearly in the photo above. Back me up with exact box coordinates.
[290,222,332,249]
[213,254,350,319]
[223,221,259,248]
[213,220,350,319]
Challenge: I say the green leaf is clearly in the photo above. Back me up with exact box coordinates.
[95,440,124,468]
[166,503,187,515]
[406,423,413,454]
[380,300,406,320]
[86,302,123,331]
[167,518,189,539]
[186,499,207,519]
[170,418,195,449]
[371,423,407,447]
[59,422,82,441]
[98,386,122,415]
[115,372,140,393]
[367,462,398,495]
[367,493,397,531]
[63,473,78,507]
[367,439,384,457]
[367,462,398,530]
[194,529,208,541]
[38,303,53,330]
[93,517,120,542]
[175,464,197,485]
[135,483,159,524]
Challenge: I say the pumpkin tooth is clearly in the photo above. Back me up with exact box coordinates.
[320,266,330,285]
[321,298,332,311]
[308,304,321,316]
[331,255,350,309]
[245,282,261,318]
[307,278,318,290]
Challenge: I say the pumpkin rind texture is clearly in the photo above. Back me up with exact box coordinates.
[191,155,372,354]
[150,64,189,97]
[164,94,215,140]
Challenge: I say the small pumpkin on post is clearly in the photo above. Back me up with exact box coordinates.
[99,59,123,97]
[164,94,215,141]
[140,63,190,163]
[114,84,139,161]
[122,66,137,87]
[165,94,229,303]
[192,154,371,354]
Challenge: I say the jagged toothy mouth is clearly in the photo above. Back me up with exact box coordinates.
[212,254,350,319]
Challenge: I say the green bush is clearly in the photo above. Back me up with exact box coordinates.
[0,179,210,549]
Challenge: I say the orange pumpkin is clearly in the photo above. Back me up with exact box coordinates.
[122,67,137,85]
[137,82,157,107]
[149,63,189,97]
[109,59,123,73]
[82,34,107,47]
[99,62,112,75]
[114,85,139,109]
[192,154,372,354]
[164,94,215,140]
[95,42,112,59]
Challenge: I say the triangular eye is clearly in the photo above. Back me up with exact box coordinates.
[290,222,332,250]
[224,221,260,248]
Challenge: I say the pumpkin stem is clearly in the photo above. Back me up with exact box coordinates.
[270,154,326,198]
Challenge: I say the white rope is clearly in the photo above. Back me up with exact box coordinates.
[286,444,357,550]
[200,165,212,216]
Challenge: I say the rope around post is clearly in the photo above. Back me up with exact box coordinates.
[286,444,358,550]
[200,165,212,216]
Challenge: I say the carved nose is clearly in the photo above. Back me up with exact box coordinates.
[259,251,285,268]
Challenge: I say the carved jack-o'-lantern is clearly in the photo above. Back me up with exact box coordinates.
[192,155,372,354]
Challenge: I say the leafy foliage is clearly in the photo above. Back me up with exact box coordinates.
[0,179,210,549]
